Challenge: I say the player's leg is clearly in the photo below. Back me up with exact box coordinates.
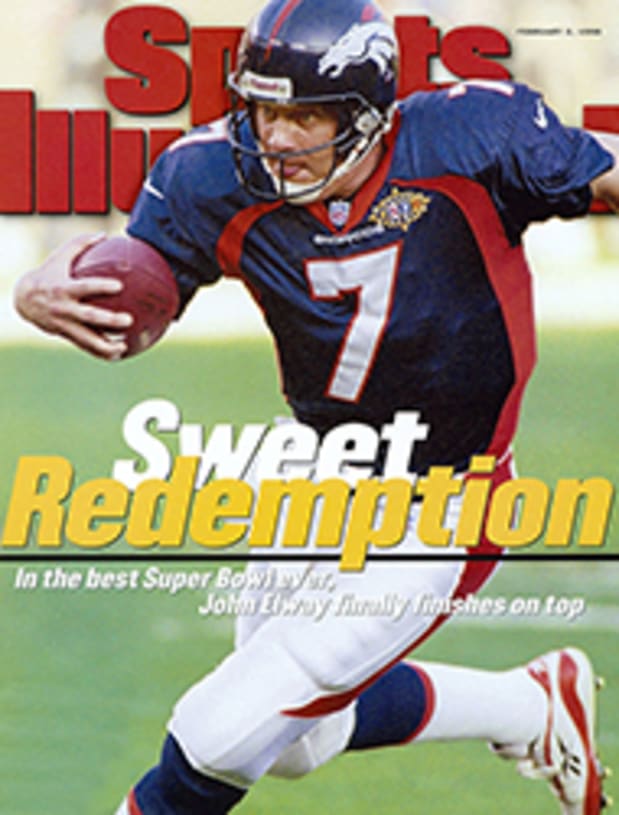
[113,550,466,814]
[113,454,603,813]
[269,656,546,772]
[114,627,321,814]
[270,648,606,815]
[112,449,502,814]
[347,657,546,749]
[268,549,545,776]
[114,735,247,815]
[265,459,607,812]
[114,650,606,815]
[115,562,320,814]
[349,649,605,814]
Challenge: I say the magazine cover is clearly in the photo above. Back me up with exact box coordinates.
[1,1,617,813]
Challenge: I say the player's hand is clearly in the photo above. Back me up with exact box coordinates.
[13,233,134,360]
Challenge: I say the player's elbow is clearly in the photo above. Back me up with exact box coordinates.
[589,135,619,211]
[592,177,619,211]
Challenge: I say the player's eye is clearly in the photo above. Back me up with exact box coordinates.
[257,104,278,124]
[293,107,320,127]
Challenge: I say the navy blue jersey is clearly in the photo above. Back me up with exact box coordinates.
[128,81,612,472]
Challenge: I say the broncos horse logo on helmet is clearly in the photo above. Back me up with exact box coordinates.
[227,0,399,203]
[318,22,397,81]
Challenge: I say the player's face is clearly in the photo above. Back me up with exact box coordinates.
[254,102,339,189]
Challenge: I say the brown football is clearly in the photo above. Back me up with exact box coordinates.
[71,235,180,358]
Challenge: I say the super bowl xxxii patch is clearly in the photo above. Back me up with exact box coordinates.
[369,187,431,231]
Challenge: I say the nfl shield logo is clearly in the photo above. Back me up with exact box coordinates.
[328,199,351,228]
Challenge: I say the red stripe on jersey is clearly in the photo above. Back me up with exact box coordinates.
[407,175,537,462]
[127,790,143,815]
[456,451,514,572]
[215,201,283,277]
[307,112,401,233]
[282,457,512,719]
[215,199,289,399]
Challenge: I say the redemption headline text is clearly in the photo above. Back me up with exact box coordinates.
[1,400,614,569]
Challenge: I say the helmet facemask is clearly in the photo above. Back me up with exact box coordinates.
[227,81,394,204]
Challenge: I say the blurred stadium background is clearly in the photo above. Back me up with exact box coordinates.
[0,1,617,814]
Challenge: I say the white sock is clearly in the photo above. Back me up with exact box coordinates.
[412,661,547,745]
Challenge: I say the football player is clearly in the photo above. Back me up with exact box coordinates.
[14,0,619,813]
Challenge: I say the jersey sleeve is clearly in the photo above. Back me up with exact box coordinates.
[127,129,229,312]
[493,84,614,231]
[403,82,614,242]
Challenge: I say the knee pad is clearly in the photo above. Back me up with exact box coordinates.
[168,633,325,787]
[268,705,355,779]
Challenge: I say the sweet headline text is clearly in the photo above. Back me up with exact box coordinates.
[1,401,614,569]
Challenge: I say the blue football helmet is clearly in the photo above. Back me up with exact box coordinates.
[227,0,399,203]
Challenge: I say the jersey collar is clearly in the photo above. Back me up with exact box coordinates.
[306,109,401,234]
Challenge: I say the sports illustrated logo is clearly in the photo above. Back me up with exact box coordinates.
[318,22,396,80]
[369,187,431,232]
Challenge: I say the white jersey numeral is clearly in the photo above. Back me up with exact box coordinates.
[305,243,400,402]
[447,79,515,99]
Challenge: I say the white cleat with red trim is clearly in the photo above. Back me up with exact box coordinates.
[492,648,608,814]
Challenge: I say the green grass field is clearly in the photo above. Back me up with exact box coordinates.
[0,328,617,814]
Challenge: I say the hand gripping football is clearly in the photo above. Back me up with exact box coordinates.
[71,235,180,358]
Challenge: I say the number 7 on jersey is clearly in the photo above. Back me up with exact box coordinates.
[305,242,401,402]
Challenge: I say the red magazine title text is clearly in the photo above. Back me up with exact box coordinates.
[1,5,618,215]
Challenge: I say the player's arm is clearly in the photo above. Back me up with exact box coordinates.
[13,233,133,360]
[589,131,619,211]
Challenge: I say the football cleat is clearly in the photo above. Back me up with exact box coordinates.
[491,648,607,814]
